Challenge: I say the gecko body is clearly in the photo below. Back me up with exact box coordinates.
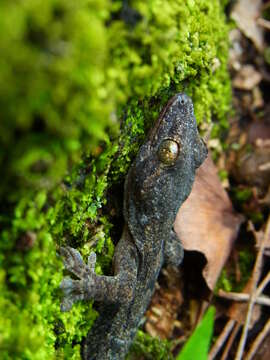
[60,93,207,359]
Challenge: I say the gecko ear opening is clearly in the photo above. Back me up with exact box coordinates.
[194,137,208,168]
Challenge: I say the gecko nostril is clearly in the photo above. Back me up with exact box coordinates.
[179,97,185,105]
[177,94,190,108]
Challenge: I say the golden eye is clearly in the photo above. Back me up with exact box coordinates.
[158,139,180,165]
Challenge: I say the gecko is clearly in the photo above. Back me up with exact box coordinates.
[60,93,208,359]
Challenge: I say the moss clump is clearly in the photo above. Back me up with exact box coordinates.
[0,0,230,358]
[215,250,255,294]
[128,330,173,360]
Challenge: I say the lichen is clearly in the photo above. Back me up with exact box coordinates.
[0,0,231,358]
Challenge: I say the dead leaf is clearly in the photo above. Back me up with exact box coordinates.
[232,120,270,195]
[229,29,244,71]
[252,86,264,109]
[233,65,262,90]
[235,147,270,191]
[174,154,244,291]
[231,0,264,52]
[248,118,270,144]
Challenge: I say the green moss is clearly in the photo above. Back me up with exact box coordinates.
[215,250,255,293]
[218,169,228,182]
[215,269,233,293]
[233,188,253,203]
[127,330,173,360]
[0,0,231,358]
[249,211,264,225]
[231,186,265,226]
[237,250,255,290]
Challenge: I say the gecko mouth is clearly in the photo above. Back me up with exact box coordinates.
[148,94,180,143]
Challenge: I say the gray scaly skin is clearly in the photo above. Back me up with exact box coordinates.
[60,93,208,359]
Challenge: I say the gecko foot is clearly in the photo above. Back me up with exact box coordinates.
[60,246,97,312]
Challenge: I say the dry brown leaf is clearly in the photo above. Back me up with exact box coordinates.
[233,65,262,90]
[248,114,270,144]
[231,0,264,52]
[235,147,270,190]
[174,154,244,290]
[229,29,244,71]
[252,86,264,109]
[232,120,270,195]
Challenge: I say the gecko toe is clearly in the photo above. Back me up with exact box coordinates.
[87,252,97,271]
[60,298,73,312]
[60,246,87,279]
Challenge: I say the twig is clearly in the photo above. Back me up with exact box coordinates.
[209,319,235,360]
[209,271,270,360]
[218,290,270,307]
[261,1,270,11]
[256,271,270,296]
[211,239,270,359]
[257,18,270,30]
[221,323,241,360]
[235,216,270,360]
[245,318,270,360]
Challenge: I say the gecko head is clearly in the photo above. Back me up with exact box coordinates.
[152,93,208,170]
[125,93,207,226]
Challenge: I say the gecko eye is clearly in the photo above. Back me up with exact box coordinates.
[158,139,180,165]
